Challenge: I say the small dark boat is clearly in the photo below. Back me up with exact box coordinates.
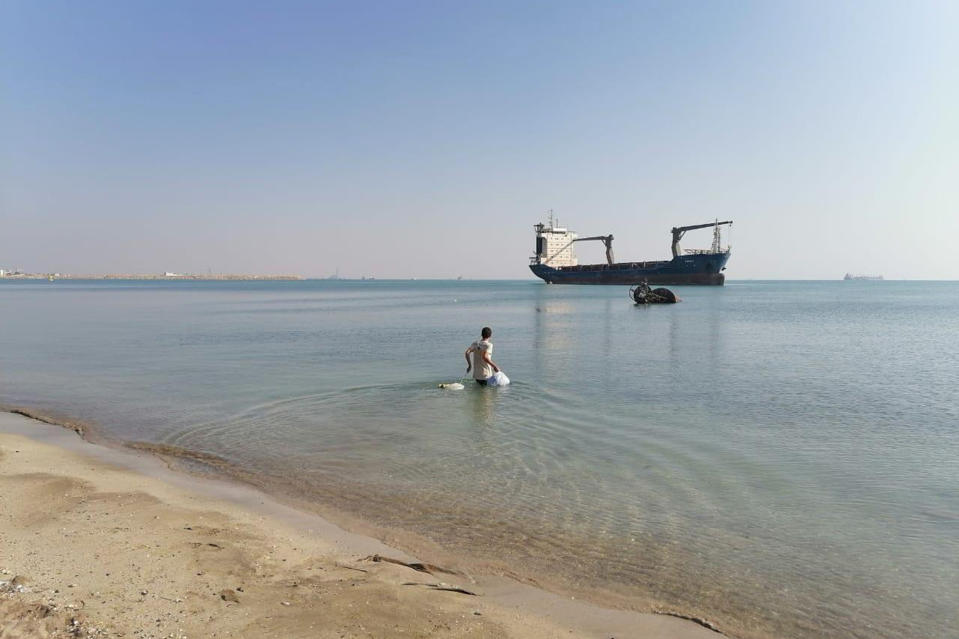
[629,281,678,304]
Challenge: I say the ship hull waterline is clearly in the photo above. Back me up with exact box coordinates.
[529,252,730,286]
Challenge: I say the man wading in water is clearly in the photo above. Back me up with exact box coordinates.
[465,326,500,386]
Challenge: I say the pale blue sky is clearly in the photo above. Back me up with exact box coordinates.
[2,1,956,279]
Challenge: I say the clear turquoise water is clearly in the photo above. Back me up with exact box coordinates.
[1,279,956,639]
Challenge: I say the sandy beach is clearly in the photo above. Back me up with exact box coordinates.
[0,412,719,639]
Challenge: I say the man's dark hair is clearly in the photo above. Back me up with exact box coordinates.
[481,326,492,339]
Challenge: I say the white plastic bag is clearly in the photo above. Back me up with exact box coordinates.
[487,371,510,387]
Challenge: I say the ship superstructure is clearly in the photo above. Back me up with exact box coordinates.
[533,213,579,268]
[529,215,732,285]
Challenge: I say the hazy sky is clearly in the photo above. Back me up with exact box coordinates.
[2,1,956,279]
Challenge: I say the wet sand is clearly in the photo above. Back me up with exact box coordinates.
[0,412,719,639]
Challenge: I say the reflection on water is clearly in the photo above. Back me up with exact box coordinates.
[1,279,957,639]
[467,382,498,424]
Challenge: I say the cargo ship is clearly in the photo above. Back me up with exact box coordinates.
[529,214,732,285]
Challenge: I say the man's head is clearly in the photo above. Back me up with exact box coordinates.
[481,326,492,340]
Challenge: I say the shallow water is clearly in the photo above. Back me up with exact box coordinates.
[1,279,956,638]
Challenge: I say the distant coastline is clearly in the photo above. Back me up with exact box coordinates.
[0,272,303,281]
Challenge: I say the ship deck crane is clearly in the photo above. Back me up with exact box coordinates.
[575,235,615,265]
[671,221,732,258]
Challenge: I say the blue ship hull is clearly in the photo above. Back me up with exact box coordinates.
[529,251,730,285]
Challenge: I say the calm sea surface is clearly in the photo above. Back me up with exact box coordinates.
[0,279,956,639]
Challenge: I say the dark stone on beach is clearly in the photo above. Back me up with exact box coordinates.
[219,589,240,603]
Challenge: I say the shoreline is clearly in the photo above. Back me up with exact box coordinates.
[0,409,721,638]
[0,275,303,281]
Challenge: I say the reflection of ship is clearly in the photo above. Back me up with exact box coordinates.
[843,273,883,280]
[529,213,732,285]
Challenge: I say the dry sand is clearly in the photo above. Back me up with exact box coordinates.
[0,412,720,639]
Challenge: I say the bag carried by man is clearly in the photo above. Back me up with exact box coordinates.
[486,371,510,387]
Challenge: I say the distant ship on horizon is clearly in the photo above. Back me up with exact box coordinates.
[528,212,733,285]
[843,273,883,280]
